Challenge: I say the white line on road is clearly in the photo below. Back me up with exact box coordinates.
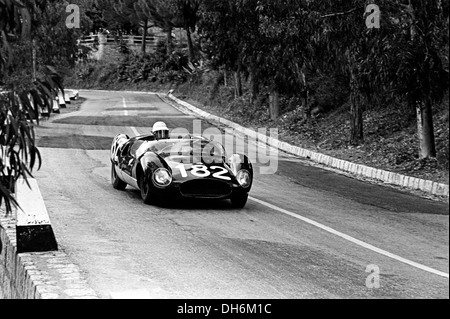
[250,196,449,279]
[131,127,140,137]
[122,97,129,116]
[122,97,140,137]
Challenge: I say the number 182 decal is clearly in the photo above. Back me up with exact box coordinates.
[176,164,231,181]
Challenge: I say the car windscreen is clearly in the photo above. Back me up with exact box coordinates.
[157,139,226,164]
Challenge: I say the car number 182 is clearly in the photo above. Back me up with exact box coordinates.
[176,164,231,181]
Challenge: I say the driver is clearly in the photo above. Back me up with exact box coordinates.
[152,121,170,140]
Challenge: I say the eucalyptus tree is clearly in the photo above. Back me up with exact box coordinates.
[1,0,72,214]
[175,0,200,62]
[138,0,179,50]
[137,0,200,61]
[198,0,261,98]
[309,0,381,145]
[256,0,316,120]
[371,0,449,159]
[312,0,448,154]
[94,0,140,37]
[113,0,151,54]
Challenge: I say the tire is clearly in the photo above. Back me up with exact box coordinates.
[111,163,127,191]
[230,193,249,209]
[140,175,153,205]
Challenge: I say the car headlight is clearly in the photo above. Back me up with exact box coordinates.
[236,170,251,188]
[153,168,172,188]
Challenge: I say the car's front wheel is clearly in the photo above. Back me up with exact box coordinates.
[140,175,153,205]
[111,163,127,191]
[230,193,249,209]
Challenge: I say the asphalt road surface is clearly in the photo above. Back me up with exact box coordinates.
[33,90,449,299]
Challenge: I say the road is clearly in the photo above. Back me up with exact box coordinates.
[33,90,449,299]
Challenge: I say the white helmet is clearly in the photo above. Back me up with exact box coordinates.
[152,121,170,140]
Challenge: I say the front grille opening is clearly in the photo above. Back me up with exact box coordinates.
[180,179,232,199]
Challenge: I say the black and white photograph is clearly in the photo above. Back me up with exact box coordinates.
[0,0,448,308]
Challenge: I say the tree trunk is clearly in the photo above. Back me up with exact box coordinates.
[223,69,228,87]
[302,89,310,124]
[234,66,243,98]
[250,63,259,104]
[141,19,148,55]
[185,26,195,62]
[269,89,280,120]
[293,62,310,123]
[299,68,310,124]
[349,73,364,146]
[32,39,37,82]
[415,98,436,158]
[166,27,173,51]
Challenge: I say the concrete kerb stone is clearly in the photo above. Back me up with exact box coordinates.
[1,190,100,299]
[0,213,100,299]
[165,93,449,198]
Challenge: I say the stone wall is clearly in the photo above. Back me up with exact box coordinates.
[1,211,99,299]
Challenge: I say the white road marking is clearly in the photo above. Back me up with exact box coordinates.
[122,97,140,137]
[131,127,140,137]
[250,196,449,279]
[119,91,448,279]
[122,97,129,116]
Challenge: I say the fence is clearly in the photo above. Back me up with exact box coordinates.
[78,34,162,48]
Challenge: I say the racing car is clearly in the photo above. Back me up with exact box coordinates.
[110,133,253,208]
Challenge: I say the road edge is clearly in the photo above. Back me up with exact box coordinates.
[163,92,449,199]
[1,182,99,299]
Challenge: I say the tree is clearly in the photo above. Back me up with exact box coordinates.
[175,0,200,62]
[310,0,377,145]
[1,0,85,214]
[95,0,140,36]
[138,0,180,50]
[373,0,449,159]
[138,0,200,60]
[33,0,93,70]
[256,0,316,120]
[115,0,151,54]
[312,0,448,155]
[198,0,261,98]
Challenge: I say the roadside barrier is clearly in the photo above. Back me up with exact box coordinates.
[15,178,58,254]
[57,91,66,108]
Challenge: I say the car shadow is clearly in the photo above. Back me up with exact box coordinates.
[125,189,236,211]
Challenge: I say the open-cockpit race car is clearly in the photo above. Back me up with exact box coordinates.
[110,133,253,208]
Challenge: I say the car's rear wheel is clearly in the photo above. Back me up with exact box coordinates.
[230,193,248,209]
[111,163,127,190]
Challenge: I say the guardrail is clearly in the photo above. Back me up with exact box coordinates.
[78,34,158,46]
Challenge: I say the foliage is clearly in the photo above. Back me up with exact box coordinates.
[198,0,257,73]
[0,0,92,214]
[64,0,449,182]
[75,41,193,84]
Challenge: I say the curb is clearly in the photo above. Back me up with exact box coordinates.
[15,178,58,254]
[165,93,449,198]
[0,213,99,299]
[0,178,99,299]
